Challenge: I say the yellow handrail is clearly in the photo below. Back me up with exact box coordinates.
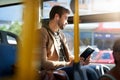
[74,0,80,63]
[15,0,40,80]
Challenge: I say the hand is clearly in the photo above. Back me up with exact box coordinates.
[66,59,74,66]
[80,55,90,65]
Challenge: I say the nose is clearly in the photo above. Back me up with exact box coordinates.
[65,20,68,25]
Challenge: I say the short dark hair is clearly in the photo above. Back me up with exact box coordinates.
[49,5,70,20]
[113,38,120,52]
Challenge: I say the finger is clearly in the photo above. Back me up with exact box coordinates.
[80,57,85,60]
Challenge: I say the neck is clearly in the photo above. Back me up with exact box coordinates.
[49,20,59,32]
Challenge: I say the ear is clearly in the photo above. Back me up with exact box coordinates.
[55,14,59,20]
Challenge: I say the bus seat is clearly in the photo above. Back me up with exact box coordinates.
[81,65,99,80]
[57,63,99,80]
[88,64,110,78]
[77,64,110,80]
[0,44,16,77]
[53,70,69,80]
[39,70,69,80]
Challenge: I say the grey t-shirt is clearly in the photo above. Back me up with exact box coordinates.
[54,32,65,61]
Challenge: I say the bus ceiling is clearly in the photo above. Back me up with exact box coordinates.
[0,0,22,7]
[0,0,57,7]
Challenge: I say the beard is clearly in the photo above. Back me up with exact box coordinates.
[57,20,65,30]
[59,24,64,30]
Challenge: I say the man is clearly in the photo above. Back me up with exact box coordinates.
[39,5,97,80]
[99,38,120,80]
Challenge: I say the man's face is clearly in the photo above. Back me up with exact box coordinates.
[57,13,69,30]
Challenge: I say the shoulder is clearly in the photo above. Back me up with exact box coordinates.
[37,27,48,35]
[40,27,47,32]
[99,74,116,80]
[99,77,111,80]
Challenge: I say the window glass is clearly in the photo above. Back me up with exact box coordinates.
[0,5,23,37]
[63,22,120,58]
[42,0,120,18]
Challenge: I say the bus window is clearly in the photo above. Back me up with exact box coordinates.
[41,0,120,69]
[0,3,23,79]
[63,22,120,67]
[0,4,23,37]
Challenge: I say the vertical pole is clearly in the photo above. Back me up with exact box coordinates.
[15,0,40,80]
[73,0,85,80]
[74,0,80,63]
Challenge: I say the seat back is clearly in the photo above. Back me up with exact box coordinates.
[53,70,69,80]
[88,64,110,78]
[0,44,16,77]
